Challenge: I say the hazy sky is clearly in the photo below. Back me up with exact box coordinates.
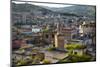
[12,0,73,8]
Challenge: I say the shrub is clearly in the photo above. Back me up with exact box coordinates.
[42,59,51,64]
[46,47,56,51]
[17,59,27,66]
[65,44,86,50]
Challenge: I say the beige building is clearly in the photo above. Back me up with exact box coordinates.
[79,21,96,35]
[54,23,73,49]
[54,33,64,49]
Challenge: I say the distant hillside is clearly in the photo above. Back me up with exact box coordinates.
[42,5,96,17]
[11,3,53,14]
[12,3,96,17]
[11,3,80,16]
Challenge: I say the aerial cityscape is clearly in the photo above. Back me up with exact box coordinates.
[11,0,96,66]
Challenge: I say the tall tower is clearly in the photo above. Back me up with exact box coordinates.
[54,23,65,49]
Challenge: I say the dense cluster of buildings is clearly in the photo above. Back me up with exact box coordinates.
[12,10,96,49]
[12,5,96,65]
